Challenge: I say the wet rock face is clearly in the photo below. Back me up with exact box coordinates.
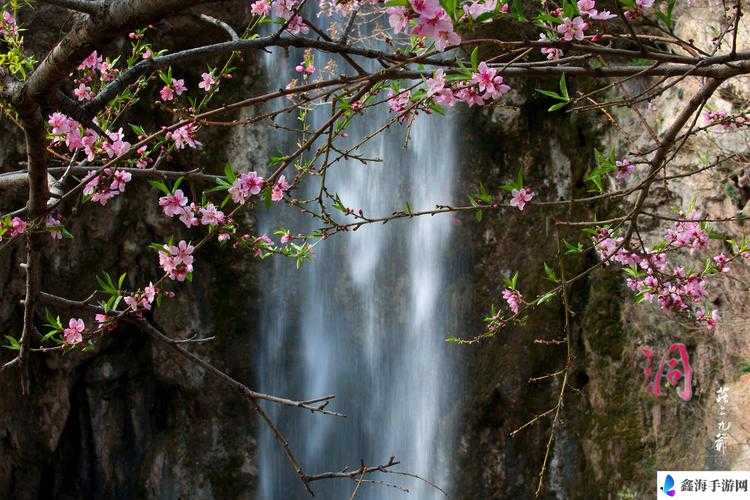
[0,4,265,499]
[454,3,750,498]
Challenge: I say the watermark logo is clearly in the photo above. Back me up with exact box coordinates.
[658,472,750,498]
[661,474,676,497]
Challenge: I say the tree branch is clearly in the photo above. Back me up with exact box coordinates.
[38,0,105,16]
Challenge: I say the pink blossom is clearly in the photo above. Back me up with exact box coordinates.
[471,62,511,99]
[199,203,226,225]
[271,175,291,202]
[9,217,26,238]
[251,0,271,15]
[144,282,157,303]
[46,214,63,240]
[589,10,617,20]
[426,68,446,96]
[81,130,98,161]
[78,51,103,70]
[295,62,315,75]
[577,0,596,16]
[280,232,293,245]
[229,171,265,204]
[172,79,187,95]
[74,83,93,101]
[168,123,202,150]
[387,89,411,118]
[539,33,563,60]
[218,233,230,242]
[0,11,18,36]
[463,0,496,19]
[179,203,200,228]
[160,85,175,101]
[411,4,461,51]
[63,318,85,345]
[636,0,654,8]
[159,240,195,281]
[456,87,485,107]
[510,187,534,211]
[109,170,132,193]
[410,0,440,15]
[713,253,730,273]
[665,215,709,253]
[159,189,189,217]
[502,289,523,314]
[696,308,719,330]
[95,313,111,327]
[254,234,274,256]
[286,15,309,35]
[103,128,131,158]
[198,72,216,91]
[49,112,76,135]
[615,158,635,181]
[557,16,588,41]
[387,7,409,34]
[142,49,153,59]
[426,69,456,107]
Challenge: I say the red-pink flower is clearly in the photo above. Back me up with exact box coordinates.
[168,123,202,150]
[502,289,523,314]
[387,7,409,34]
[172,79,187,95]
[251,0,270,15]
[198,72,216,91]
[229,171,265,204]
[9,217,26,238]
[103,128,131,158]
[159,240,195,281]
[510,187,534,211]
[179,203,200,228]
[109,169,132,192]
[63,318,85,345]
[557,16,588,41]
[78,51,103,70]
[615,158,635,181]
[159,189,189,217]
[271,175,291,202]
[713,253,730,273]
[74,83,93,101]
[199,203,225,226]
[463,0,496,19]
[286,15,309,35]
[160,85,175,101]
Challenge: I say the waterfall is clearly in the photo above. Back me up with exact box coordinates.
[255,15,463,498]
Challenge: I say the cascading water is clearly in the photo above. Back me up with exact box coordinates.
[255,12,464,498]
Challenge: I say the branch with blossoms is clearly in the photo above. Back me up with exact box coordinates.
[1,0,749,496]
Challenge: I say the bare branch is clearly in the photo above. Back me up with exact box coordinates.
[37,0,105,16]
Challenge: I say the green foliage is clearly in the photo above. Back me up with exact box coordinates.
[2,334,20,351]
[585,148,616,192]
[535,74,570,112]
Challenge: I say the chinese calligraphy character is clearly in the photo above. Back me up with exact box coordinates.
[639,343,693,401]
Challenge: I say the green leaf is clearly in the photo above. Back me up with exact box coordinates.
[172,177,184,193]
[224,162,236,183]
[384,0,409,5]
[536,291,557,305]
[470,47,479,71]
[3,335,20,350]
[559,74,569,100]
[510,0,526,21]
[543,262,559,283]
[536,89,565,101]
[563,239,584,254]
[548,101,569,112]
[148,180,171,195]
